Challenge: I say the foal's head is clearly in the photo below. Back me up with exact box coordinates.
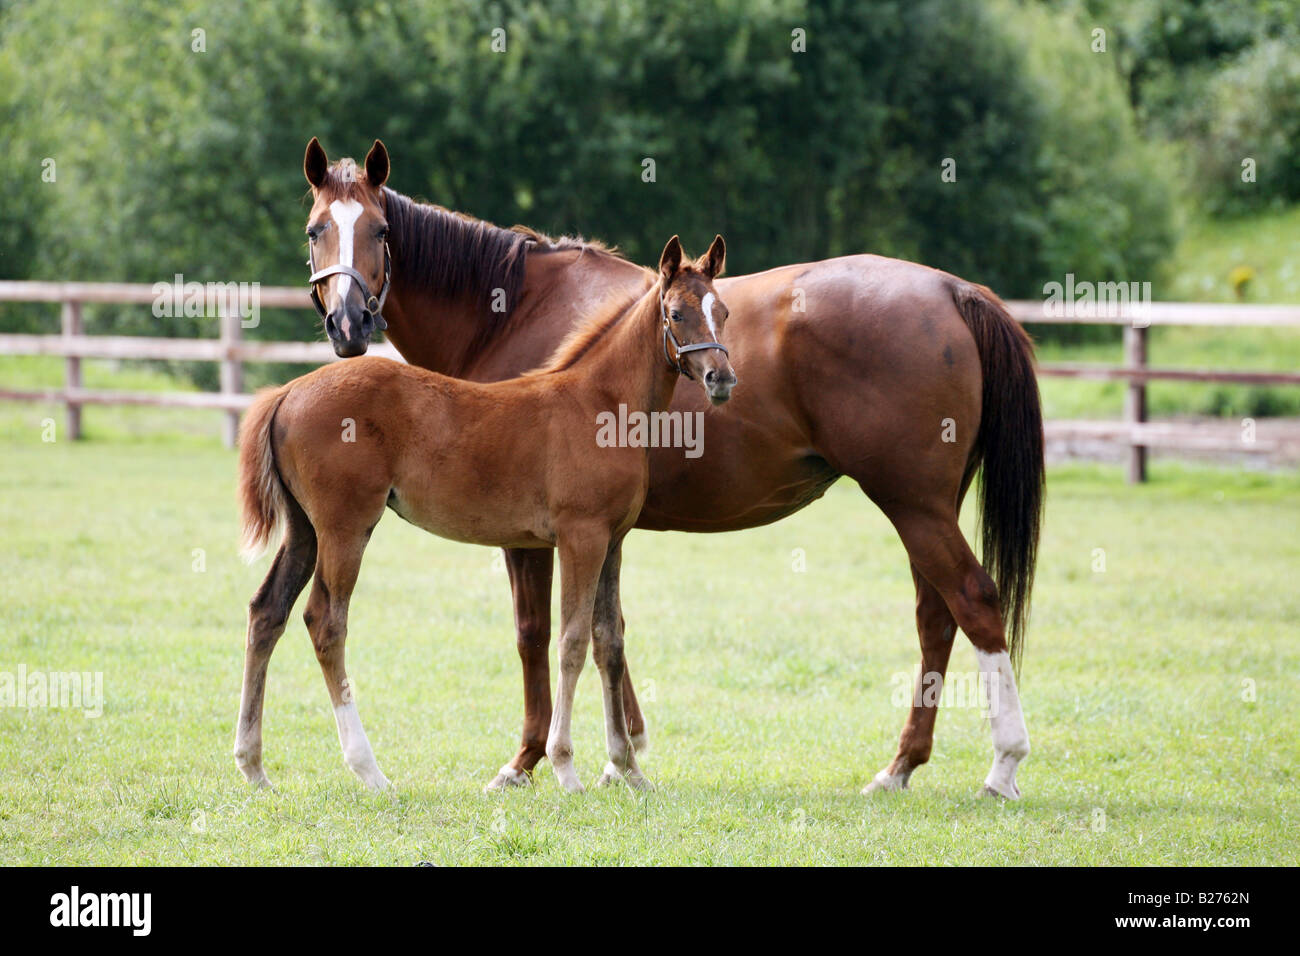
[658,235,737,405]
[303,137,391,357]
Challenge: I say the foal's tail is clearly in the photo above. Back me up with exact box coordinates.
[952,283,1045,675]
[237,384,292,563]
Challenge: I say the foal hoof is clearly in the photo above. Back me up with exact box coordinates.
[862,768,911,795]
[551,765,586,794]
[597,763,655,791]
[236,761,273,790]
[980,781,1021,801]
[484,765,531,792]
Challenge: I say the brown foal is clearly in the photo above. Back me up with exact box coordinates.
[234,234,734,792]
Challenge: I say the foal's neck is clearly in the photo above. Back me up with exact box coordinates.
[572,285,678,414]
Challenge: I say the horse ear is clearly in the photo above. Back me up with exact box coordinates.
[659,235,683,283]
[701,234,726,278]
[304,137,328,189]
[364,139,390,189]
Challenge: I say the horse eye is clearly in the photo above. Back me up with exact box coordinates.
[377,226,389,240]
[671,310,682,323]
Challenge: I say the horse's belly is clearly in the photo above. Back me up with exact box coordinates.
[637,440,838,531]
[387,483,552,549]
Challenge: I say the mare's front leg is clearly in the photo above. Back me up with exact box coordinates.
[486,547,555,791]
[545,525,610,793]
[592,542,652,789]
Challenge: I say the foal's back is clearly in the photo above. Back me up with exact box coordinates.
[271,356,646,549]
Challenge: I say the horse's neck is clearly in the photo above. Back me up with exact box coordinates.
[568,288,677,414]
[379,277,487,378]
[383,226,649,381]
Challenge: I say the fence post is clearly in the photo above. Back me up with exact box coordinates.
[219,308,243,450]
[61,300,83,440]
[1123,322,1147,483]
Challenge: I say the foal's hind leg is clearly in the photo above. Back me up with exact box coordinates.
[864,567,958,793]
[235,504,316,788]
[590,543,651,790]
[486,548,554,791]
[884,507,1030,799]
[305,528,390,792]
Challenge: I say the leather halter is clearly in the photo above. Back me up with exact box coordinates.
[660,291,728,380]
[307,238,391,333]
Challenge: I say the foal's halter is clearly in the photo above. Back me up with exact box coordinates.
[307,237,391,332]
[660,291,728,380]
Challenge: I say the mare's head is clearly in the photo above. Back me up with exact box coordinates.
[658,235,736,405]
[303,137,392,357]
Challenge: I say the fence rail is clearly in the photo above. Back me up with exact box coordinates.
[2,281,1298,479]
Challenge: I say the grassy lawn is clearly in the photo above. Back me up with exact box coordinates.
[0,423,1296,865]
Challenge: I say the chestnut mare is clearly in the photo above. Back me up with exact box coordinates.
[234,234,735,793]
[298,138,1044,799]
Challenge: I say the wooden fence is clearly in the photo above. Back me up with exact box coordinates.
[1,281,1299,481]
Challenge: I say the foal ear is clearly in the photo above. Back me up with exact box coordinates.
[701,234,726,278]
[304,137,329,189]
[364,139,390,189]
[659,235,683,283]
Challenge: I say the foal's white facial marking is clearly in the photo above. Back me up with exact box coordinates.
[700,291,720,339]
[328,198,363,337]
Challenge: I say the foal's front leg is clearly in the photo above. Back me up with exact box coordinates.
[305,534,391,792]
[591,543,651,789]
[545,527,609,793]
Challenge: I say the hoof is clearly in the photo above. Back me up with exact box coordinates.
[363,773,393,793]
[552,766,586,794]
[597,763,655,791]
[484,765,532,793]
[980,781,1021,801]
[862,768,911,795]
[237,761,273,790]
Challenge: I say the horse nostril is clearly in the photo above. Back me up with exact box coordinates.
[325,314,339,339]
[705,369,718,386]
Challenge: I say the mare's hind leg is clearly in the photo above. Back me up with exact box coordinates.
[234,501,316,787]
[864,567,958,794]
[885,506,1030,799]
[590,543,651,790]
[305,524,390,792]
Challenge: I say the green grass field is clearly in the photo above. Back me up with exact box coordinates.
[0,414,1296,865]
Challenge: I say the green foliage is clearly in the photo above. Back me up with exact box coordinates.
[0,0,1182,348]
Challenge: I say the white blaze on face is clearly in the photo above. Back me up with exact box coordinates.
[700,291,719,339]
[328,198,363,337]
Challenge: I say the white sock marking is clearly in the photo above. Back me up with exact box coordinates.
[975,649,1029,797]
